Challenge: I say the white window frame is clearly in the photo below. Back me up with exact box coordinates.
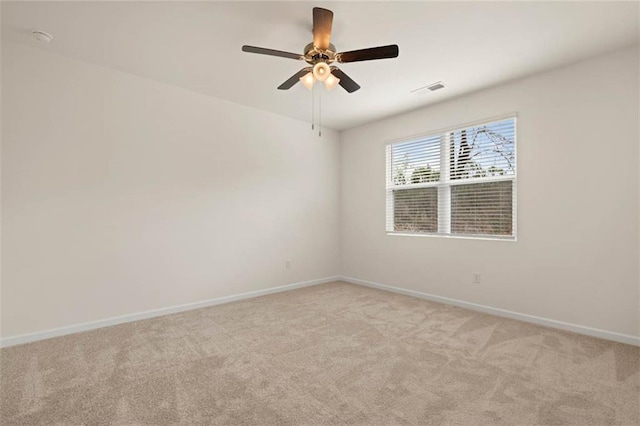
[386,114,517,241]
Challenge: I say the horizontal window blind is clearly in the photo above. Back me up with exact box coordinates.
[451,181,513,236]
[449,119,516,181]
[390,135,441,185]
[394,187,438,233]
[386,117,516,239]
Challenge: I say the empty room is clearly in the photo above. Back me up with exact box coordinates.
[1,1,638,425]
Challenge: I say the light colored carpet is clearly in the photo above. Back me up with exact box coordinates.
[1,281,638,425]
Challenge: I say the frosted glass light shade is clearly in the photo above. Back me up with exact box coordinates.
[324,73,340,91]
[299,72,315,90]
[312,62,331,82]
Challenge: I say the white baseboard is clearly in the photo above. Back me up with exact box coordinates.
[340,276,640,347]
[0,276,340,348]
[5,275,637,348]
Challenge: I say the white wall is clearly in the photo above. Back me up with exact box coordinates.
[2,41,638,342]
[1,42,340,338]
[340,46,639,337]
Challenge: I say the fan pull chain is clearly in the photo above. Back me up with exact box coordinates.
[318,89,322,137]
[311,84,315,131]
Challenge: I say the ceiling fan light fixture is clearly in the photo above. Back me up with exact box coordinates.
[312,62,331,82]
[299,72,315,90]
[324,73,340,91]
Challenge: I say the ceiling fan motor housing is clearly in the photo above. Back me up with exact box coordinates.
[304,42,336,65]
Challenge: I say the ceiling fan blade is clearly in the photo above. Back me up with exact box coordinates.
[331,68,361,93]
[278,68,312,90]
[337,45,399,63]
[313,7,333,50]
[242,45,304,60]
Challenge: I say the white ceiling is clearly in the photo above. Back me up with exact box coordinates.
[2,1,638,130]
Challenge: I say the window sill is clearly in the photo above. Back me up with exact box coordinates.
[386,232,517,242]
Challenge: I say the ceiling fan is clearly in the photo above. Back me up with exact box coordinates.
[241,7,399,93]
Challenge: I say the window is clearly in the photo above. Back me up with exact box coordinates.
[386,117,516,239]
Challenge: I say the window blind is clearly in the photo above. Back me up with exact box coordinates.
[386,117,516,239]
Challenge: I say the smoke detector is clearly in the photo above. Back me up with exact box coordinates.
[32,30,53,43]
[410,81,446,95]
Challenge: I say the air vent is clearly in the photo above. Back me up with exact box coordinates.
[410,81,446,95]
[32,30,53,43]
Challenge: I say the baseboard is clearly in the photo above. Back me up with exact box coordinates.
[340,276,640,347]
[0,276,340,348]
[5,275,637,348]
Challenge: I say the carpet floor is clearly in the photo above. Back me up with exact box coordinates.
[1,281,638,425]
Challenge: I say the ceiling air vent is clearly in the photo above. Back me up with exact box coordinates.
[32,30,53,43]
[411,81,445,95]
[427,81,445,91]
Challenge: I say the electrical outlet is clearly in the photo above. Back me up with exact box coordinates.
[285,260,291,270]
[472,273,481,284]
